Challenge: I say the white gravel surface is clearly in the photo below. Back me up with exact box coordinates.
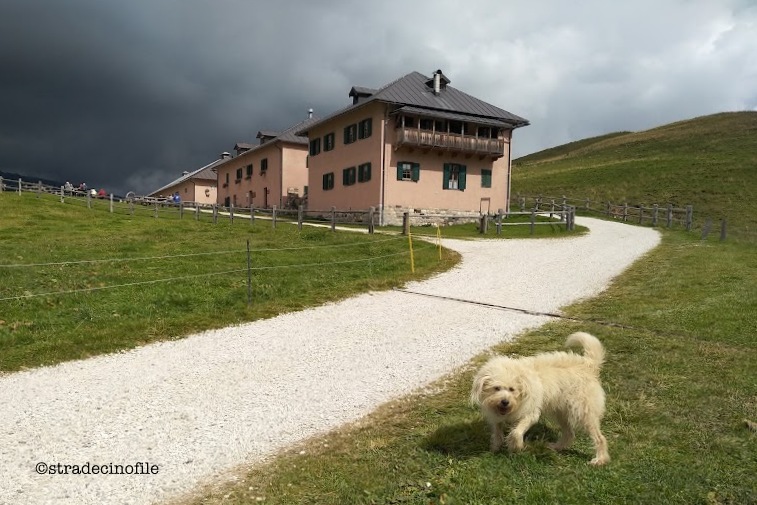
[0,217,660,505]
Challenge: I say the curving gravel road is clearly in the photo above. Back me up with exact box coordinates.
[0,217,660,505]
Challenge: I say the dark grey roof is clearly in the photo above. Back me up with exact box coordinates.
[276,116,319,144]
[298,70,529,135]
[235,142,254,149]
[349,86,377,97]
[148,158,222,196]
[256,130,280,139]
[391,105,513,128]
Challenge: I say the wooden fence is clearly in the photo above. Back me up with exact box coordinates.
[514,193,728,241]
[401,206,576,235]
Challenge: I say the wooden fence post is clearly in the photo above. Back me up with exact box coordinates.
[605,201,611,217]
[550,199,555,219]
[701,217,712,240]
[250,205,254,226]
[88,191,93,209]
[480,214,488,234]
[530,209,536,235]
[0,176,3,192]
[18,178,22,195]
[519,196,525,212]
[60,186,65,203]
[638,205,643,224]
[585,198,590,211]
[130,201,134,216]
[331,206,336,232]
[179,201,183,219]
[402,211,409,235]
[36,180,42,198]
[213,204,218,224]
[153,200,158,217]
[535,195,542,211]
[685,205,693,231]
[368,207,375,234]
[298,205,304,231]
[109,193,114,213]
[230,203,234,223]
[622,202,628,222]
[496,208,503,235]
[720,219,727,241]
[272,205,277,229]
[195,204,200,221]
[666,204,673,228]
[652,204,659,227]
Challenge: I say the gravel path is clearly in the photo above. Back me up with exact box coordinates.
[0,217,660,505]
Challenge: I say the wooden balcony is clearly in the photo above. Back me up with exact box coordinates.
[396,128,506,158]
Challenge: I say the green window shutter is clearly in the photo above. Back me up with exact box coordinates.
[365,163,371,181]
[351,167,356,185]
[397,164,404,180]
[411,163,420,182]
[365,118,372,138]
[482,169,492,188]
[323,173,329,190]
[344,127,349,144]
[459,166,467,190]
[443,163,450,189]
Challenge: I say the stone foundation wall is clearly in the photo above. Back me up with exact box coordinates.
[382,206,484,227]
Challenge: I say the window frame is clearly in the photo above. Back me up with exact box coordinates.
[342,166,357,186]
[309,138,321,156]
[396,161,420,182]
[324,132,335,151]
[358,118,372,139]
[358,162,371,182]
[260,158,268,173]
[344,124,357,145]
[246,164,253,179]
[443,163,467,191]
[322,172,335,191]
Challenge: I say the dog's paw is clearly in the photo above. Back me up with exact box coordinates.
[506,433,524,452]
[589,455,610,466]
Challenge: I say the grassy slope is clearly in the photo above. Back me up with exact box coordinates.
[512,111,757,240]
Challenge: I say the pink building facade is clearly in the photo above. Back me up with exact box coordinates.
[298,70,529,225]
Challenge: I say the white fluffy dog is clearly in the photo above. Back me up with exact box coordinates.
[470,332,610,465]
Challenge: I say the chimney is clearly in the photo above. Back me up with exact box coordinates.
[221,152,231,160]
[433,70,441,95]
[308,108,314,119]
[182,171,190,176]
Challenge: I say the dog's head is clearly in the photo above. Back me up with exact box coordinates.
[470,357,526,418]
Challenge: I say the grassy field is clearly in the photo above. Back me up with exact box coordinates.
[0,192,460,371]
[181,112,757,505]
[512,111,757,241]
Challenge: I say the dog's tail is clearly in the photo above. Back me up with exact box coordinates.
[566,332,605,366]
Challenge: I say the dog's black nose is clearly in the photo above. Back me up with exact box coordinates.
[500,399,509,407]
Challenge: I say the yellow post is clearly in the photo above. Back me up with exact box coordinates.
[435,224,442,260]
[407,231,415,273]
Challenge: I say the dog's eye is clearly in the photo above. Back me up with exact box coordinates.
[493,386,502,391]
[508,387,515,392]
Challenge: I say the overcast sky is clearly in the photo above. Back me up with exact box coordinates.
[1,0,755,195]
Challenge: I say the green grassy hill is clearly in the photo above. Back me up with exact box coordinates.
[512,111,757,240]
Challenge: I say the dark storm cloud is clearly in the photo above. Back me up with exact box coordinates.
[1,0,755,195]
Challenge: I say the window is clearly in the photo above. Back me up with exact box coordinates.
[246,164,253,179]
[396,161,420,182]
[358,118,372,139]
[420,118,434,131]
[309,138,321,156]
[358,162,371,182]
[443,163,467,190]
[403,116,416,128]
[260,158,268,173]
[223,173,229,188]
[449,121,463,134]
[344,124,357,144]
[303,185,308,195]
[322,172,335,190]
[481,169,492,188]
[342,166,357,186]
[235,168,243,182]
[324,132,335,151]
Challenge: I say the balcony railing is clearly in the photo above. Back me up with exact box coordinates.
[396,128,506,157]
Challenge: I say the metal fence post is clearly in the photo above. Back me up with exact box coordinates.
[246,239,252,306]
[298,205,303,231]
[272,205,277,229]
[331,206,336,232]
[496,208,503,235]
